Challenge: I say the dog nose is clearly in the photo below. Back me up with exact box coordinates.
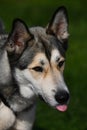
[55,90,70,104]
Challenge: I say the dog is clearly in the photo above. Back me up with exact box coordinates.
[0,6,70,130]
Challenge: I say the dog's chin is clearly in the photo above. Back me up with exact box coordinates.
[38,94,68,112]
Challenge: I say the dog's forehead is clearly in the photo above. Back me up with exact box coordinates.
[30,27,65,57]
[34,50,61,61]
[29,53,49,67]
[29,49,65,69]
[29,49,62,68]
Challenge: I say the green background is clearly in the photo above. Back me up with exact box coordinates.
[0,0,87,130]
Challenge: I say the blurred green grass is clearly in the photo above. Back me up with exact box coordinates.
[0,0,87,130]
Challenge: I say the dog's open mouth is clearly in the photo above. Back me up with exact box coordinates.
[56,104,68,112]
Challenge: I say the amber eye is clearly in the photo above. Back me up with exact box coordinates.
[32,66,43,72]
[58,60,65,68]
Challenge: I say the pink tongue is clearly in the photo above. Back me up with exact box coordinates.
[56,105,68,112]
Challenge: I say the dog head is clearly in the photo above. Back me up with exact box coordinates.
[6,6,70,112]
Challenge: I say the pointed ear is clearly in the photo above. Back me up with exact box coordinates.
[46,6,69,50]
[6,18,33,54]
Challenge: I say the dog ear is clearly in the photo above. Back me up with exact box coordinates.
[46,6,69,50]
[6,19,33,54]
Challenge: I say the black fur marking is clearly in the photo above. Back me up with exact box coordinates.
[39,38,51,61]
[15,46,37,70]
[0,93,10,108]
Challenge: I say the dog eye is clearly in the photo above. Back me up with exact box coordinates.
[58,60,65,68]
[32,66,43,72]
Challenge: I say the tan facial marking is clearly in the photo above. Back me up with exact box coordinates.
[28,53,49,79]
[28,53,48,68]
